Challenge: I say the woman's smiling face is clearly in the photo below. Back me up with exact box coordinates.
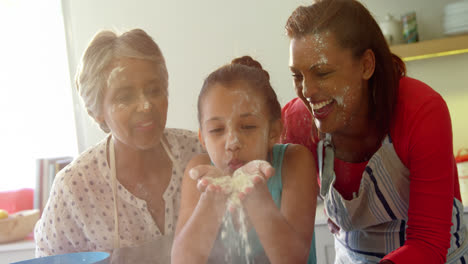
[97,57,168,150]
[289,32,373,135]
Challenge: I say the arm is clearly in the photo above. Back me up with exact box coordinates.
[34,172,84,256]
[382,96,455,264]
[242,144,318,263]
[172,154,229,264]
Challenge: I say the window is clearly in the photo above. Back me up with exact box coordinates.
[0,0,77,192]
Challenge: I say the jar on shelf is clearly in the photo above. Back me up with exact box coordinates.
[401,11,419,43]
[379,14,404,45]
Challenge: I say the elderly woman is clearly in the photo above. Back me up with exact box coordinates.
[34,29,204,259]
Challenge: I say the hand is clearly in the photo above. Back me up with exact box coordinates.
[236,160,275,183]
[189,164,226,193]
[189,165,230,216]
[202,184,230,216]
[236,160,275,202]
[327,218,340,234]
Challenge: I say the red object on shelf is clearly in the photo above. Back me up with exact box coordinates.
[456,149,468,163]
[0,188,34,214]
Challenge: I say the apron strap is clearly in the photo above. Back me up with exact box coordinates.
[160,137,176,165]
[318,138,324,182]
[317,133,333,182]
[109,137,120,249]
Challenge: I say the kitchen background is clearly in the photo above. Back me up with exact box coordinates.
[62,0,468,155]
[61,3,468,262]
[0,0,467,262]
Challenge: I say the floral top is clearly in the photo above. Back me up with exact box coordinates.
[34,128,204,257]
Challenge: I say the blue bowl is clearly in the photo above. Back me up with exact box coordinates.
[11,252,110,264]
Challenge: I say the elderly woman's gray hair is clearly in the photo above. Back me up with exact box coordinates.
[75,28,168,132]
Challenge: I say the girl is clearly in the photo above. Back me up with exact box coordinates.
[172,56,318,264]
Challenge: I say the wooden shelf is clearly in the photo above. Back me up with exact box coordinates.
[390,34,468,61]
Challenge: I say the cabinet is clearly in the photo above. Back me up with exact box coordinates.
[315,202,335,264]
[390,34,468,61]
[0,239,35,263]
[315,222,335,264]
[315,204,468,264]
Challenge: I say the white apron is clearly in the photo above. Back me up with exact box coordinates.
[318,133,468,263]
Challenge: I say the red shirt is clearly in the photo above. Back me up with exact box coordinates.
[281,77,460,264]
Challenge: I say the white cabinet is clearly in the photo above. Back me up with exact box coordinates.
[315,201,335,264]
[315,222,335,264]
[0,240,35,263]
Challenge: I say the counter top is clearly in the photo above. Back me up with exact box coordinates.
[0,238,35,264]
[0,238,35,253]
